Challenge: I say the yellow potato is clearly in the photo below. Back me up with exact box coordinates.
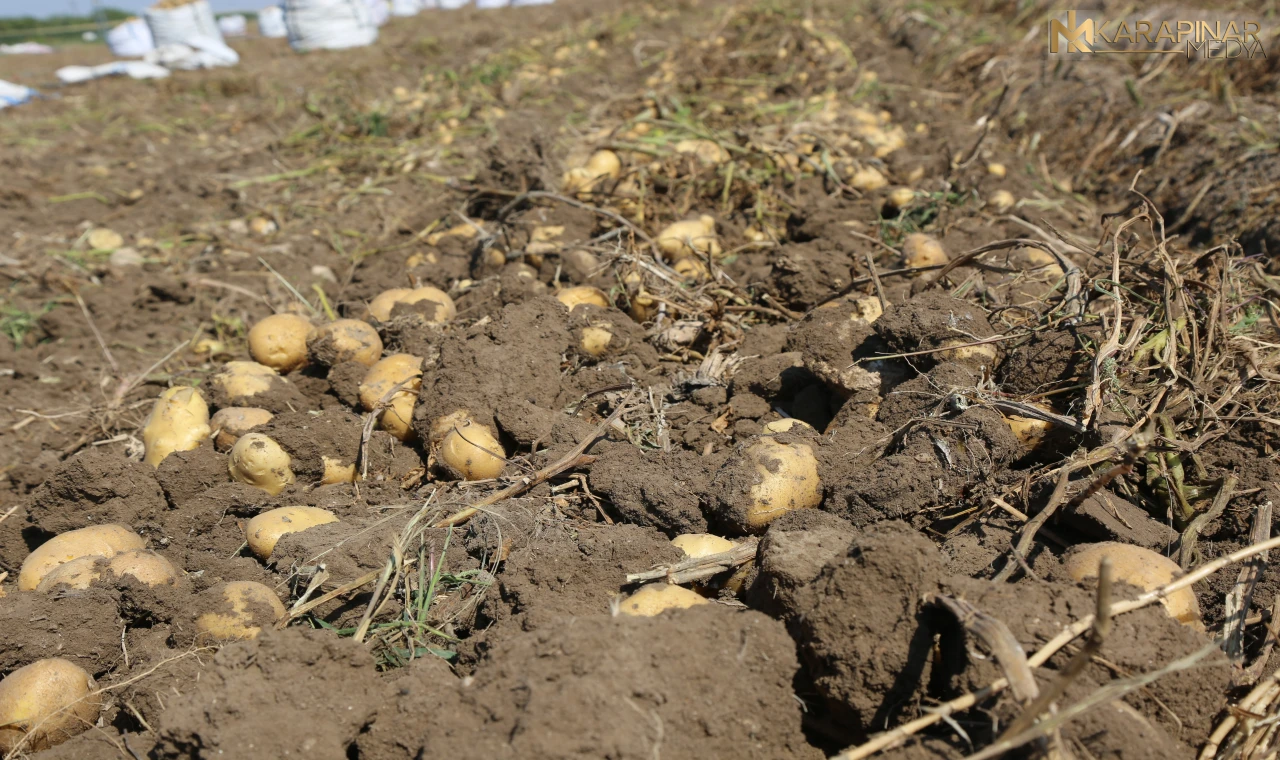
[884,187,915,213]
[580,326,614,357]
[1004,407,1054,448]
[989,189,1016,213]
[0,658,100,752]
[211,361,279,402]
[901,233,948,270]
[321,456,357,485]
[244,506,339,560]
[848,165,888,191]
[556,286,610,311]
[210,407,274,451]
[248,313,315,373]
[761,418,814,435]
[562,149,622,195]
[656,215,721,261]
[18,525,145,592]
[228,433,295,496]
[714,438,822,533]
[439,418,506,481]
[987,162,1007,178]
[424,222,483,247]
[142,386,211,467]
[1064,543,1203,630]
[358,354,423,411]
[380,393,416,441]
[674,139,730,165]
[367,287,456,324]
[628,292,660,323]
[671,534,736,558]
[938,338,999,369]
[307,319,383,367]
[195,581,287,641]
[617,584,709,616]
[35,549,177,592]
[87,228,123,251]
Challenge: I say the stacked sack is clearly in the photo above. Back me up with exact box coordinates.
[284,0,378,50]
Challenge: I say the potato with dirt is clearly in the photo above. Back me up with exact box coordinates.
[0,658,101,752]
[244,506,339,560]
[17,524,146,591]
[228,432,296,495]
[248,313,315,373]
[707,435,823,534]
[359,353,423,441]
[307,318,383,367]
[194,581,288,641]
[142,385,211,467]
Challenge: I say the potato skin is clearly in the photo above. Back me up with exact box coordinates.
[18,524,144,591]
[308,319,383,368]
[0,658,101,752]
[210,407,274,451]
[555,286,610,311]
[438,418,506,480]
[228,433,295,496]
[618,585,709,616]
[34,549,178,593]
[708,437,822,535]
[244,506,339,560]
[358,354,423,411]
[195,581,287,641]
[142,386,211,467]
[1064,542,1203,630]
[248,313,315,373]
[367,287,456,324]
[212,361,279,403]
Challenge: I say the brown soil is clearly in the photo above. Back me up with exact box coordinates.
[0,0,1275,758]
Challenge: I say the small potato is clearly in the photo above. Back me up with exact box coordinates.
[656,215,721,261]
[87,228,124,251]
[244,506,339,560]
[938,338,999,369]
[358,354,423,411]
[210,407,274,451]
[580,326,614,357]
[367,286,456,324]
[212,361,279,403]
[628,292,660,323]
[711,438,822,533]
[674,139,730,165]
[195,581,287,641]
[439,418,506,481]
[989,189,1016,214]
[228,433,295,496]
[1004,407,1054,448]
[672,257,709,282]
[142,386,211,467]
[883,187,916,213]
[1064,542,1203,630]
[35,549,177,593]
[321,456,357,485]
[18,524,145,592]
[761,418,814,435]
[901,233,948,270]
[562,149,622,195]
[556,286,610,311]
[617,584,709,616]
[671,534,736,558]
[986,162,1007,178]
[848,165,888,191]
[308,319,383,368]
[248,313,315,373]
[380,393,417,441]
[0,658,100,752]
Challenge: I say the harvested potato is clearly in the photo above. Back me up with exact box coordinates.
[211,360,280,402]
[244,506,339,560]
[195,581,287,641]
[380,393,416,441]
[248,313,315,373]
[672,257,709,282]
[938,338,999,368]
[0,658,100,752]
[628,292,660,323]
[656,215,721,261]
[848,165,888,191]
[562,149,622,195]
[308,319,383,367]
[989,189,1016,213]
[884,187,916,213]
[1064,542,1203,630]
[142,386,211,467]
[617,584,709,616]
[35,549,177,592]
[425,222,483,247]
[556,286,610,311]
[17,524,145,592]
[671,534,736,558]
[1004,407,1054,448]
[210,407,274,451]
[439,417,506,480]
[674,139,730,165]
[228,433,295,495]
[322,456,357,485]
[87,228,123,251]
[987,162,1007,178]
[901,233,948,269]
[367,287,456,324]
[580,326,614,357]
[712,437,822,533]
[359,354,422,440]
[761,418,814,435]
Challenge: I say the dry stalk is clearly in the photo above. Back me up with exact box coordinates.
[626,540,758,586]
[933,594,1038,703]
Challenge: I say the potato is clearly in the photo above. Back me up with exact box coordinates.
[425,222,483,247]
[0,658,100,752]
[308,319,383,368]
[244,506,339,560]
[989,189,1016,213]
[367,286,456,324]
[848,165,888,191]
[18,524,145,591]
[322,456,357,485]
[228,433,295,496]
[381,394,416,441]
[987,162,1007,178]
[556,286,610,311]
[672,257,709,282]
[142,386,211,467]
[617,584,709,616]
[212,360,279,402]
[883,187,916,213]
[901,233,948,269]
[210,407,274,451]
[35,549,177,592]
[195,581,287,641]
[1064,542,1203,630]
[562,149,622,195]
[359,354,423,408]
[87,228,124,251]
[671,534,736,558]
[656,215,721,261]
[1004,407,1054,448]
[713,438,822,533]
[938,338,999,369]
[580,326,614,357]
[674,139,730,165]
[248,313,315,373]
[439,417,506,481]
[761,418,814,435]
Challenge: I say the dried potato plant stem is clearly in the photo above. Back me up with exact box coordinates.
[836,533,1280,760]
